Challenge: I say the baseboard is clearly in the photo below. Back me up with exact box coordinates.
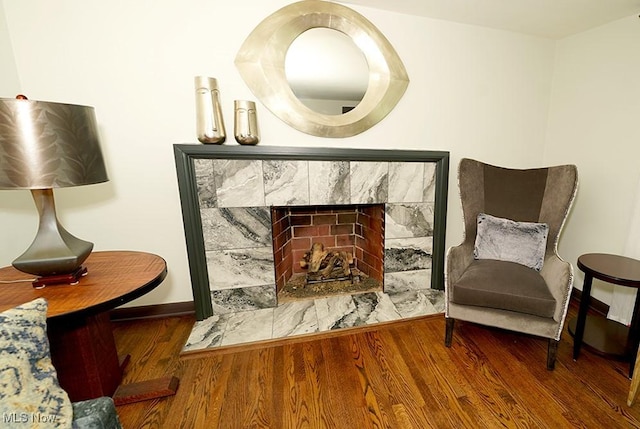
[108,289,606,323]
[571,287,609,316]
[110,301,195,322]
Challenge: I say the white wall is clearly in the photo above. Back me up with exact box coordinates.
[544,15,640,304]
[0,0,556,307]
[0,4,19,97]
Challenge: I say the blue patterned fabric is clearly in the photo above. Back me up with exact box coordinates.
[0,298,73,428]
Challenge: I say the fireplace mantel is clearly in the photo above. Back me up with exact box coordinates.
[174,145,449,321]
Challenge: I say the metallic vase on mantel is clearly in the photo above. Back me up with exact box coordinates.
[234,100,260,145]
[194,76,226,144]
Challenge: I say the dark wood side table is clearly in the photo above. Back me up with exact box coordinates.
[569,253,640,378]
[0,250,178,404]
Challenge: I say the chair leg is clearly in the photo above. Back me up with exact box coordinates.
[445,318,454,347]
[547,339,559,370]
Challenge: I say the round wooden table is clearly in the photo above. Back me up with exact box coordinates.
[569,253,640,378]
[0,250,176,404]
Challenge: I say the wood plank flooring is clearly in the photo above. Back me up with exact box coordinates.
[112,301,640,428]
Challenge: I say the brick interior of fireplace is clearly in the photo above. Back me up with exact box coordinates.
[271,204,385,301]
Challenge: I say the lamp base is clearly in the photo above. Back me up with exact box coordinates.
[13,189,94,278]
[32,266,88,289]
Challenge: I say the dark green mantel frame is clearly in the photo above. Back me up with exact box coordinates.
[174,144,449,321]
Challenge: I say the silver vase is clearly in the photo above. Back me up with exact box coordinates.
[234,100,260,145]
[195,76,226,144]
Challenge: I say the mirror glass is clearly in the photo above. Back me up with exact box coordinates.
[285,28,369,116]
[235,0,409,138]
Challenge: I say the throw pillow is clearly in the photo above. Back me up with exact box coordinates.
[0,298,73,428]
[474,213,548,271]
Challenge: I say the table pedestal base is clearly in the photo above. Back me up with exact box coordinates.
[48,310,178,404]
[113,376,180,405]
[48,312,122,401]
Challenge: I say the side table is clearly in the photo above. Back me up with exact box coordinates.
[0,250,178,405]
[569,253,640,378]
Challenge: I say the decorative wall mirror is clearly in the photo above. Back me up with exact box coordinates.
[285,27,369,115]
[235,0,410,138]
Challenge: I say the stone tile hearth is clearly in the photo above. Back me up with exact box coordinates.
[183,285,444,352]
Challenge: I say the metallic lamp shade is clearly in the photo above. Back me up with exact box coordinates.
[0,98,108,189]
[0,98,109,279]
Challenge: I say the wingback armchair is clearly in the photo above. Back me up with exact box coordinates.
[445,158,578,369]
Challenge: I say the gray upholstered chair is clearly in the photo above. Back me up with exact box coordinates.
[72,397,122,429]
[445,158,578,369]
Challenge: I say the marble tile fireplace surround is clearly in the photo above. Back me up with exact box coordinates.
[174,145,449,351]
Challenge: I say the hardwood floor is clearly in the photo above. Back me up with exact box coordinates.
[112,300,640,428]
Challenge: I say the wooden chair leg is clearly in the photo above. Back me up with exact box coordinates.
[628,349,640,406]
[445,318,454,347]
[547,339,558,370]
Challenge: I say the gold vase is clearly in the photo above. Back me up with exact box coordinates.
[195,76,226,144]
[234,100,260,145]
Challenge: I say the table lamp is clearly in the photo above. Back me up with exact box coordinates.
[0,96,109,287]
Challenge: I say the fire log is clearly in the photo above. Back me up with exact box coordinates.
[300,243,354,279]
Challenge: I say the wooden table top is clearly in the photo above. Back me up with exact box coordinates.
[0,250,167,319]
[578,253,640,288]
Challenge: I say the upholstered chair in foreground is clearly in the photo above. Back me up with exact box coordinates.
[0,298,122,429]
[445,158,578,369]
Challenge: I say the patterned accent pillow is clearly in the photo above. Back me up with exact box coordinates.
[0,298,73,428]
[474,213,549,271]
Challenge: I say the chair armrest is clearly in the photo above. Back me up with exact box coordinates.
[540,253,573,322]
[446,242,474,287]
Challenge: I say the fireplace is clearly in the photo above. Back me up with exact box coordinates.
[174,145,449,321]
[272,204,385,301]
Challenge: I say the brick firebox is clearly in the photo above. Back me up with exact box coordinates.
[271,204,385,296]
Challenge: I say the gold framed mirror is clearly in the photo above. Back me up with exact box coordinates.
[234,0,410,138]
